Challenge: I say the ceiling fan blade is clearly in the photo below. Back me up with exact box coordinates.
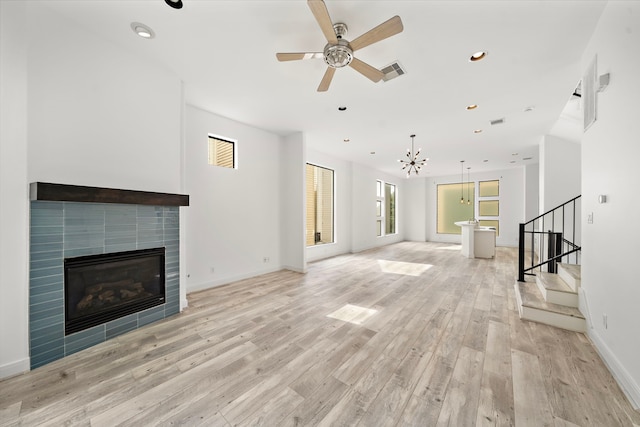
[307,0,338,44]
[276,52,324,61]
[349,58,384,83]
[317,67,336,92]
[349,15,404,51]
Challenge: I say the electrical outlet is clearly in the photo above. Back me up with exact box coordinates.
[588,213,594,224]
[263,257,269,263]
[603,313,608,329]
[210,267,215,273]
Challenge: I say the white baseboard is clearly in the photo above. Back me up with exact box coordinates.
[0,357,30,380]
[588,328,640,410]
[580,288,640,410]
[187,266,285,294]
[281,264,306,274]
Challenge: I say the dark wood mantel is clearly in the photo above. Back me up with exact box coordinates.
[30,182,189,206]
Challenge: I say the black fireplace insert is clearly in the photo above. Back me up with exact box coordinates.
[64,247,165,335]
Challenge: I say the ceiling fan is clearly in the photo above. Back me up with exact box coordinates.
[276,0,404,92]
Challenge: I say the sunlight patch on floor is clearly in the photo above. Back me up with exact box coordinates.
[377,259,434,276]
[438,245,462,251]
[326,304,378,325]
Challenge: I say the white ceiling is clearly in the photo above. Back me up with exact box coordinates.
[39,0,605,177]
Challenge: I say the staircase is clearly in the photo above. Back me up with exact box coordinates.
[514,263,585,332]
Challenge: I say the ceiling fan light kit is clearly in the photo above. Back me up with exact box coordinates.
[276,0,404,92]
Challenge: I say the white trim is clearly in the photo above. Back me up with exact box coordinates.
[187,266,288,293]
[580,287,640,410]
[588,329,640,410]
[0,357,29,380]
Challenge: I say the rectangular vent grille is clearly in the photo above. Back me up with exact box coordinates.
[381,61,407,82]
[490,118,505,126]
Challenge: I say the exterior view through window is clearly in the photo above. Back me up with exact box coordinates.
[376,180,397,236]
[306,164,334,246]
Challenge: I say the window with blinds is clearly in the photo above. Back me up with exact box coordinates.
[208,135,235,168]
[306,164,334,246]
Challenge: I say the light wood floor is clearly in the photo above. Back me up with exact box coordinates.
[1,242,639,426]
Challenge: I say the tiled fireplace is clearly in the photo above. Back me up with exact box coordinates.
[29,183,188,369]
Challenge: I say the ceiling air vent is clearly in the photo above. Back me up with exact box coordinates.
[490,117,506,126]
[381,61,407,82]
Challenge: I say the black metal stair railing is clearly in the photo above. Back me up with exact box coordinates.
[518,195,581,282]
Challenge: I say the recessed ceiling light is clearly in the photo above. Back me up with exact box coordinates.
[165,0,183,9]
[466,104,478,110]
[483,160,488,162]
[512,152,519,156]
[524,106,535,112]
[523,157,533,160]
[510,160,516,163]
[469,51,488,62]
[473,129,483,134]
[338,106,347,111]
[370,151,376,155]
[343,138,350,143]
[131,22,155,39]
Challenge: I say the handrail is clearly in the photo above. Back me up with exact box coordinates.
[562,238,580,249]
[518,195,581,282]
[524,246,581,272]
[524,195,582,226]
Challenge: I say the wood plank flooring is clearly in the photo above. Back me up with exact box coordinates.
[1,241,639,426]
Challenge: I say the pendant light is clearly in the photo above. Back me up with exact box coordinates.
[398,134,428,177]
[467,167,471,205]
[460,160,465,203]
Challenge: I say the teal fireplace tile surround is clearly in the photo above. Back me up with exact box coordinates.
[29,201,181,369]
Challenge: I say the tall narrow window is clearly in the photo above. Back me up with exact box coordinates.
[306,164,334,246]
[208,135,235,168]
[376,180,397,236]
[385,183,396,234]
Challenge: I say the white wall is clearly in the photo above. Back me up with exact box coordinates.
[524,163,539,221]
[351,163,404,253]
[184,105,284,291]
[403,178,428,242]
[0,4,185,379]
[280,132,306,273]
[26,6,182,193]
[580,1,640,409]
[306,149,353,262]
[539,135,581,213]
[0,0,30,379]
[425,168,525,247]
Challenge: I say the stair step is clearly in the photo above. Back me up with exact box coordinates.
[536,272,578,307]
[514,280,585,333]
[558,263,581,292]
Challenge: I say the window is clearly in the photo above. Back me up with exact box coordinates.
[437,182,475,234]
[208,135,235,168]
[306,164,334,246]
[478,180,499,236]
[479,200,499,216]
[479,180,499,197]
[376,180,397,236]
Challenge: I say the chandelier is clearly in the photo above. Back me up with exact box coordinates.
[398,134,428,177]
